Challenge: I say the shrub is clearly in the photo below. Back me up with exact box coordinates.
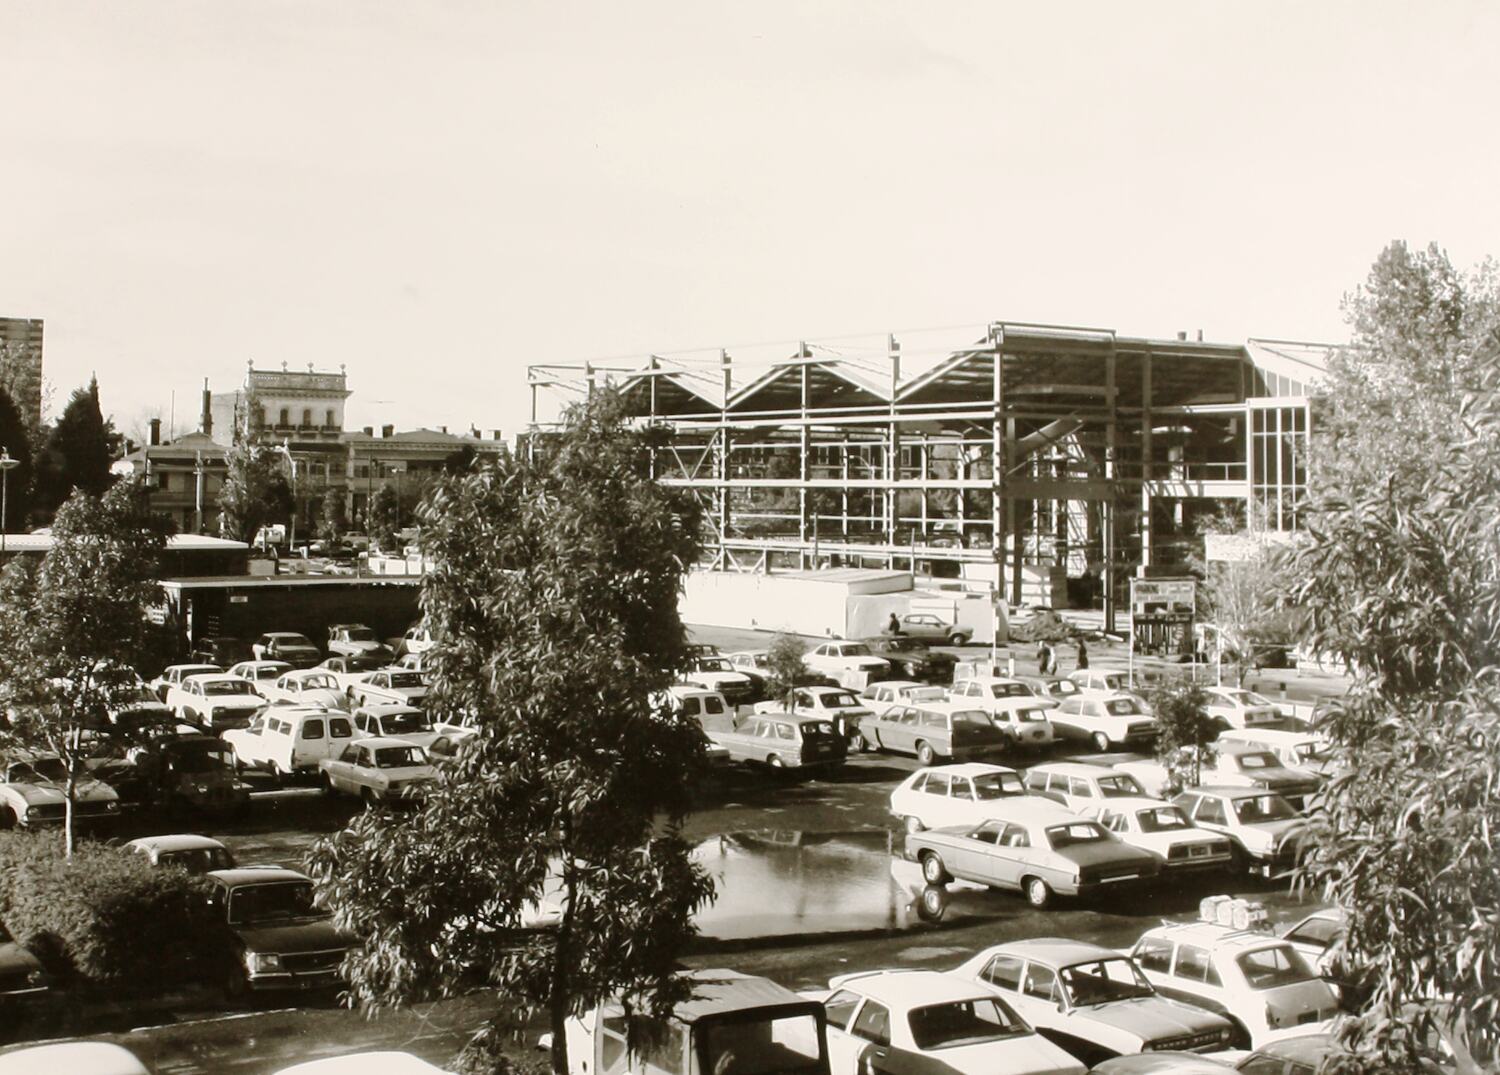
[0,830,232,998]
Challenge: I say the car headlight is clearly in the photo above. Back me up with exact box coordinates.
[246,952,284,973]
[27,967,47,986]
[105,801,120,812]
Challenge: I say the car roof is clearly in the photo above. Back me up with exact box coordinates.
[1252,1035,1334,1063]
[873,679,926,691]
[915,762,1019,778]
[1215,741,1280,757]
[1184,784,1287,800]
[972,797,1081,823]
[208,866,311,885]
[834,969,994,1006]
[185,674,242,685]
[1028,761,1121,779]
[0,1041,151,1075]
[1139,921,1299,952]
[127,834,228,853]
[359,703,424,716]
[265,632,311,639]
[1092,795,1178,812]
[982,937,1127,966]
[1220,728,1322,746]
[171,663,221,672]
[353,736,425,751]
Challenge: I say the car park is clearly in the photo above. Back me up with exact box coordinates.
[317,654,390,692]
[819,968,1084,1075]
[1023,762,1151,811]
[889,763,1028,833]
[1204,688,1283,731]
[149,662,223,702]
[251,632,323,669]
[351,704,439,750]
[860,680,949,717]
[262,669,349,711]
[325,623,391,659]
[223,706,355,781]
[319,736,435,805]
[348,668,429,707]
[679,655,757,707]
[954,939,1235,1063]
[906,796,1160,908]
[207,866,351,994]
[804,641,891,686]
[861,636,956,683]
[1083,798,1234,874]
[124,834,238,873]
[227,659,295,695]
[1128,899,1339,1047]
[1171,788,1306,878]
[1048,694,1160,753]
[190,636,254,668]
[857,701,1009,765]
[0,753,120,830]
[165,674,266,730]
[889,613,974,646]
[707,713,846,773]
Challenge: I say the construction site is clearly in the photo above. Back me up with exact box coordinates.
[527,321,1330,636]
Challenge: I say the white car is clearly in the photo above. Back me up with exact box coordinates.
[165,674,266,730]
[1047,694,1160,753]
[318,736,435,805]
[149,662,222,702]
[316,654,389,693]
[889,762,1029,833]
[0,754,120,830]
[272,1053,452,1075]
[348,668,429,707]
[125,834,237,873]
[954,939,1236,1062]
[1116,745,1320,810]
[1022,762,1150,812]
[860,679,949,717]
[782,686,874,751]
[262,669,349,711]
[1129,901,1338,1047]
[949,678,1057,746]
[1083,796,1234,873]
[678,656,755,707]
[1204,687,1284,730]
[223,705,355,780]
[1217,728,1335,777]
[0,1042,150,1075]
[804,640,891,686]
[818,969,1085,1075]
[351,704,440,751]
[226,660,294,696]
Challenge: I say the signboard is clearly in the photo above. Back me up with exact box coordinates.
[1130,577,1196,659]
[1130,578,1196,616]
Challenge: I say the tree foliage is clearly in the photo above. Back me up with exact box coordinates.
[307,389,715,1073]
[1142,676,1218,796]
[33,376,119,519]
[316,490,346,545]
[764,631,810,707]
[365,483,400,552]
[216,396,292,543]
[0,385,34,532]
[1188,504,1297,683]
[0,480,170,858]
[1288,243,1500,1073]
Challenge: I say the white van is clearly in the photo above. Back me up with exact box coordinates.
[223,705,354,779]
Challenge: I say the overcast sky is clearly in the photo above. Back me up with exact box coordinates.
[3,1,1496,438]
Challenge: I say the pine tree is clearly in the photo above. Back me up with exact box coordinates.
[34,376,119,519]
[0,386,33,533]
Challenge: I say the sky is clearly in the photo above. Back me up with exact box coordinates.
[3,0,1497,439]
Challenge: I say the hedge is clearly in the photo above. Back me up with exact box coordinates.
[0,830,233,998]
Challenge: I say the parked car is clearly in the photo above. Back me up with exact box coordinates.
[325,623,391,659]
[1068,669,1140,697]
[860,680,949,717]
[348,668,429,707]
[261,669,349,711]
[1204,688,1283,731]
[819,969,1084,1075]
[125,834,237,873]
[726,650,836,689]
[1048,694,1160,753]
[1083,797,1234,874]
[1129,903,1338,1047]
[857,701,1009,765]
[906,797,1160,908]
[678,655,756,707]
[0,753,120,830]
[272,1053,454,1075]
[861,636,956,683]
[954,939,1235,1063]
[386,624,435,659]
[128,732,252,812]
[707,712,846,773]
[889,762,1028,833]
[207,866,351,994]
[165,674,266,730]
[149,662,223,702]
[251,632,323,668]
[226,660,295,696]
[222,706,355,781]
[804,640,891,685]
[317,654,390,693]
[1013,675,1084,705]
[1216,729,1335,778]
[1023,762,1151,811]
[190,636,254,668]
[1172,788,1308,878]
[393,651,429,673]
[950,674,1056,708]
[0,916,50,1014]
[780,686,875,752]
[949,678,1058,745]
[1279,909,1368,1009]
[319,737,435,805]
[1119,746,1320,811]
[0,1042,149,1075]
[889,613,974,646]
[351,704,439,751]
[665,687,733,724]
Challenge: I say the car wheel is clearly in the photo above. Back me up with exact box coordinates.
[320,771,336,796]
[1024,876,1053,909]
[848,733,865,754]
[223,969,248,1004]
[904,815,925,834]
[915,740,936,766]
[362,786,379,808]
[920,851,949,885]
[269,761,287,786]
[1092,731,1112,753]
[917,884,948,922]
[948,633,966,647]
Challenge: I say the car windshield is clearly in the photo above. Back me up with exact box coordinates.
[906,687,946,702]
[388,672,425,688]
[344,628,377,642]
[374,746,426,768]
[1137,806,1192,832]
[277,636,315,648]
[820,690,861,708]
[1050,680,1080,696]
[347,655,386,671]
[1235,751,1280,770]
[1097,775,1145,797]
[801,721,837,737]
[171,744,234,772]
[1045,822,1110,849]
[1233,794,1298,823]
[1016,708,1048,722]
[159,847,235,873]
[381,711,431,734]
[907,997,1028,1049]
[973,772,1025,799]
[1060,958,1154,1005]
[204,680,255,696]
[1103,698,1145,716]
[990,683,1030,698]
[698,1013,823,1075]
[253,666,284,679]
[950,710,994,727]
[225,881,321,925]
[1236,945,1318,989]
[697,658,734,672]
[888,638,928,652]
[299,674,338,690]
[841,644,871,657]
[13,758,68,783]
[1296,743,1332,764]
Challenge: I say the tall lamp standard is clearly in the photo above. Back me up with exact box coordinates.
[0,448,18,555]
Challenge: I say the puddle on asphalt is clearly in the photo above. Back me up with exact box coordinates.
[693,831,1003,940]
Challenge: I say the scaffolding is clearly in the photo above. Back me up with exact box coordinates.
[527,322,1330,631]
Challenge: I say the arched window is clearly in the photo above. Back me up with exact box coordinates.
[302,408,313,427]
[279,407,290,426]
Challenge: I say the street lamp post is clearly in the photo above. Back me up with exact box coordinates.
[0,448,17,555]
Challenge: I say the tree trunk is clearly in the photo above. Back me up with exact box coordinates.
[549,857,578,1075]
[64,767,76,862]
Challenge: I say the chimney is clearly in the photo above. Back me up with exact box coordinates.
[362,426,374,436]
[1176,330,1187,341]
[200,379,213,437]
[438,425,448,434]
[491,429,502,440]
[149,418,162,446]
[381,424,394,439]
[1196,329,1203,342]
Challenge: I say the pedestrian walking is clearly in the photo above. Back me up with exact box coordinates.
[887,612,902,635]
[1036,641,1048,671]
[1075,637,1089,670]
[1039,640,1057,676]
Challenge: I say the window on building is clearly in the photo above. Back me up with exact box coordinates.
[279,407,290,426]
[302,408,313,428]
[157,473,170,491]
[325,409,335,428]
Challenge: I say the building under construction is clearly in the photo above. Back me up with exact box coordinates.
[527,321,1332,630]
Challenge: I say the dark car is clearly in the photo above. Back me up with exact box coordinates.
[191,637,255,668]
[208,867,352,994]
[861,636,956,684]
[251,632,322,669]
[0,918,50,1016]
